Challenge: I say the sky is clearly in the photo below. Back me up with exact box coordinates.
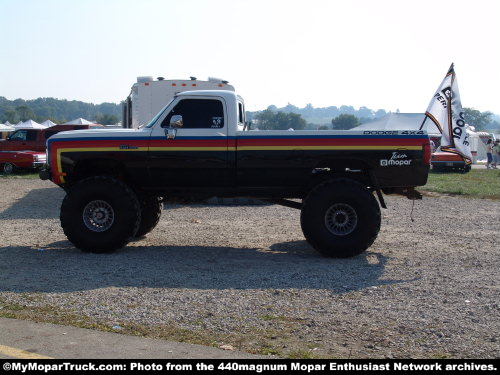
[1,0,499,113]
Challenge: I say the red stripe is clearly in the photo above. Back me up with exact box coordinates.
[236,138,424,147]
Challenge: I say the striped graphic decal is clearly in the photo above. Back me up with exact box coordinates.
[48,134,428,184]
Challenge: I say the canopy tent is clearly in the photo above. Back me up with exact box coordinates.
[41,119,57,127]
[14,119,47,129]
[351,113,441,135]
[63,118,94,125]
[4,121,13,127]
[0,123,15,132]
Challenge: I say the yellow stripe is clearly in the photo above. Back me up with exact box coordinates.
[0,344,53,359]
[148,147,228,151]
[237,145,422,151]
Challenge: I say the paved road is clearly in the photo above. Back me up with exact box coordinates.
[0,318,264,359]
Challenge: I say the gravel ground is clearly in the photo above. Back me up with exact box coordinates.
[0,178,498,358]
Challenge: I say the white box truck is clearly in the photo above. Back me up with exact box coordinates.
[122,76,235,128]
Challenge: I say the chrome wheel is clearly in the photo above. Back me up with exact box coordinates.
[324,203,358,236]
[82,200,115,232]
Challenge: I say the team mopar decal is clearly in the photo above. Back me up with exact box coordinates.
[380,152,412,166]
[47,134,427,184]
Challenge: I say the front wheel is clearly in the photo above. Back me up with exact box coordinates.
[3,163,14,175]
[301,178,381,258]
[60,176,141,253]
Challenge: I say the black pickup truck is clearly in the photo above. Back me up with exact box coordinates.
[40,90,431,257]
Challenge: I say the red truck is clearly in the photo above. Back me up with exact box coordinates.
[0,150,46,174]
[431,151,470,173]
[0,125,100,153]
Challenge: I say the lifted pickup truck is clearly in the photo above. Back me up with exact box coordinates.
[40,90,431,257]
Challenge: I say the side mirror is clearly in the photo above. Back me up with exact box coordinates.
[170,114,183,128]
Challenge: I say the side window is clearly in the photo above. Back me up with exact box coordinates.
[238,102,245,124]
[9,130,27,141]
[161,99,224,129]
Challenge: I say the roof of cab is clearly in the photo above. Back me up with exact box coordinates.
[176,90,243,102]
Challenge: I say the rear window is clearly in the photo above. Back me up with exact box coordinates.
[238,102,245,124]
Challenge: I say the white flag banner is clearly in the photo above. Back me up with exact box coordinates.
[424,64,472,163]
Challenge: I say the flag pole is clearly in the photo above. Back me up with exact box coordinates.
[419,115,427,130]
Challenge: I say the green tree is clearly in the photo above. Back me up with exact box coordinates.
[463,107,493,131]
[2,108,19,123]
[254,109,306,130]
[15,105,35,121]
[95,114,119,125]
[331,114,360,130]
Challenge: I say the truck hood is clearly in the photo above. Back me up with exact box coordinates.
[49,128,148,140]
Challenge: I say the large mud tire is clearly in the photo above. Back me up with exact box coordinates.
[134,196,162,238]
[301,178,381,258]
[60,176,140,253]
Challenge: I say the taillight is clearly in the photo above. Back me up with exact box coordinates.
[423,140,431,165]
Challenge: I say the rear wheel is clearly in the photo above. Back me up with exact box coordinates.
[60,176,141,253]
[134,195,162,238]
[301,178,381,258]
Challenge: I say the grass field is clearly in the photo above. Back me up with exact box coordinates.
[422,169,500,200]
[0,172,39,179]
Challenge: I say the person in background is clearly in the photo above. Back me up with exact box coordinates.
[492,140,500,169]
[430,139,436,153]
[486,139,494,169]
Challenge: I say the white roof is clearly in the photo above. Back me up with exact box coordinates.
[4,121,13,126]
[350,113,441,134]
[0,123,15,131]
[41,119,57,127]
[15,119,47,129]
[63,118,94,125]
[177,90,241,102]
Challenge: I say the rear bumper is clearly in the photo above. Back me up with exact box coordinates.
[432,161,465,166]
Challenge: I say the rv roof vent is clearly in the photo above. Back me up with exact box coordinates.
[157,77,165,81]
[137,76,154,83]
[190,76,197,81]
[208,77,224,83]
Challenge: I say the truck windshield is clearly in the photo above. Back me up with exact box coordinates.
[144,98,174,128]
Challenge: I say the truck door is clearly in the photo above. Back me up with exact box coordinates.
[148,96,230,188]
[4,130,38,151]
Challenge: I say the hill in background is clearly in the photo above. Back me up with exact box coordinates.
[247,103,389,126]
[1,96,498,131]
[0,97,122,124]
